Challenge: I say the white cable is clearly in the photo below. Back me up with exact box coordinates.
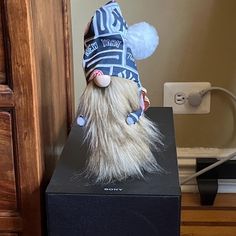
[181,86,236,185]
[200,86,236,101]
[180,152,236,185]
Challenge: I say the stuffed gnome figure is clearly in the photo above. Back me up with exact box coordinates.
[76,0,162,183]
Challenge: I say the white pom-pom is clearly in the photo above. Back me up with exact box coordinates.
[126,22,159,60]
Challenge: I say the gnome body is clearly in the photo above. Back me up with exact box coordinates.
[77,1,162,183]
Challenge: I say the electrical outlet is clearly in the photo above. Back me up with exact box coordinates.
[163,82,211,114]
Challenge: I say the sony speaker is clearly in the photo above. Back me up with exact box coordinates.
[46,107,181,236]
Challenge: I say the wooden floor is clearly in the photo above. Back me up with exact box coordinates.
[181,193,236,236]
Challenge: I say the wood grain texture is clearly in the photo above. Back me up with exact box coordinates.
[181,226,236,236]
[181,193,236,236]
[182,193,236,208]
[0,234,19,236]
[4,0,43,233]
[0,0,73,235]
[0,5,6,84]
[30,0,73,178]
[182,209,236,224]
[0,85,14,107]
[0,112,17,211]
[62,0,74,131]
[0,216,22,232]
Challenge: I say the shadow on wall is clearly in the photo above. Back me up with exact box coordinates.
[170,0,236,148]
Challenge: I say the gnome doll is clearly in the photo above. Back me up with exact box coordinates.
[77,1,162,183]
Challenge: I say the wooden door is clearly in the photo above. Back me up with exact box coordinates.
[0,1,21,234]
[0,0,74,235]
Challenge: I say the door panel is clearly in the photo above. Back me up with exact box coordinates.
[0,7,6,84]
[0,111,17,211]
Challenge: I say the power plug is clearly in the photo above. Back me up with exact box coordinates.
[163,82,211,114]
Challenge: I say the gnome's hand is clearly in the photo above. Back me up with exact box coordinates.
[94,75,111,88]
[141,87,150,111]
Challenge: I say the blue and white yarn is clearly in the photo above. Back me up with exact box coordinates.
[78,1,145,127]
[83,1,141,88]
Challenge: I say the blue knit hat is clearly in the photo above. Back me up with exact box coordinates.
[78,1,159,126]
[83,1,141,88]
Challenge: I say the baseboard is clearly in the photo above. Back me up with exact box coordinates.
[177,147,236,193]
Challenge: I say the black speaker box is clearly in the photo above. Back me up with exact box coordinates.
[46,107,181,236]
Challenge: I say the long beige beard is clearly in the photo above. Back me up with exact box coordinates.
[77,77,163,183]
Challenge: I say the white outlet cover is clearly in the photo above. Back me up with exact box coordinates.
[163,82,211,114]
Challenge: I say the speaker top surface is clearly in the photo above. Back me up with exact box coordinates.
[46,107,180,197]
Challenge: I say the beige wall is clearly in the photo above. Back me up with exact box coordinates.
[71,0,236,148]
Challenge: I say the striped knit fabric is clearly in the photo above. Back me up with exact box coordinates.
[83,1,141,88]
[78,1,145,126]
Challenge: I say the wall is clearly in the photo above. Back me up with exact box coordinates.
[71,0,236,148]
